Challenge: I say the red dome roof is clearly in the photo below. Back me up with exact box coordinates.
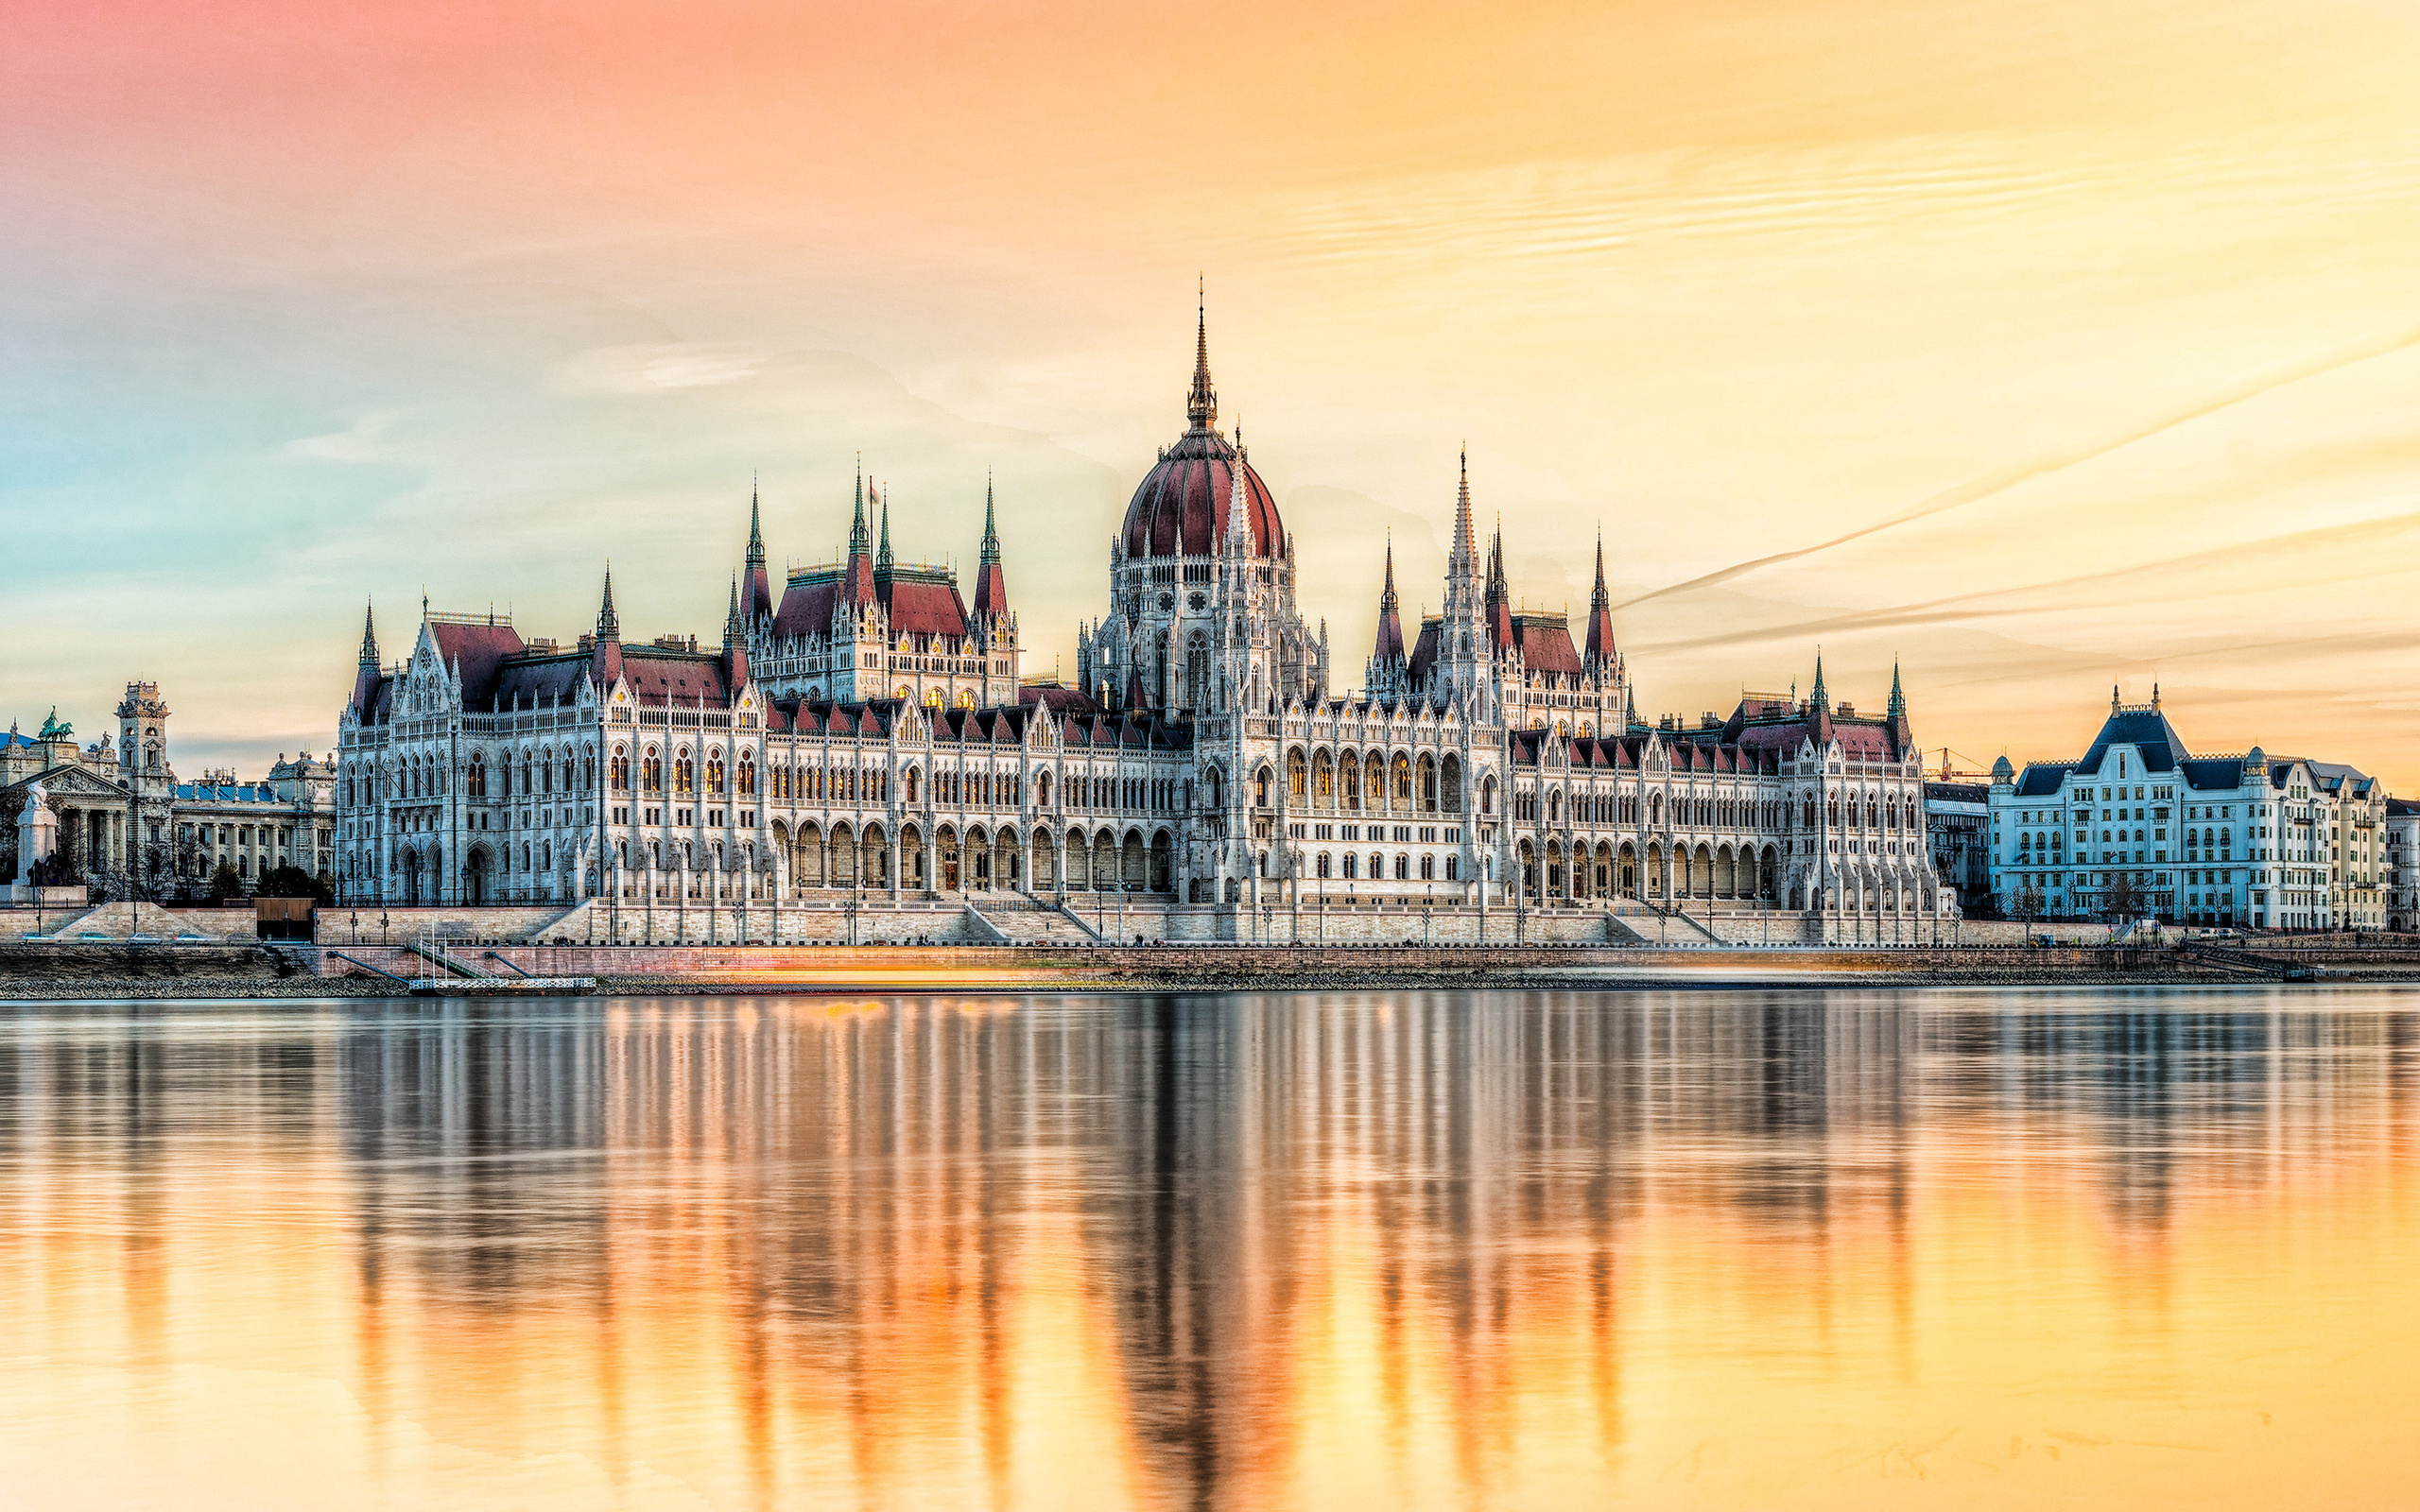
[1122,430,1283,559]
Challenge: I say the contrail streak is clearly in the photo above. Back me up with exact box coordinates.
[1632,508,2420,656]
[1616,321,2420,611]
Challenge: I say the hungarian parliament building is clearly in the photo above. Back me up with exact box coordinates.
[334,314,1952,941]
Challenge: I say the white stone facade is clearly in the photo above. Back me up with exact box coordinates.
[334,322,1954,942]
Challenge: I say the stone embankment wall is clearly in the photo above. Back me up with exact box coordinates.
[302,938,2167,987]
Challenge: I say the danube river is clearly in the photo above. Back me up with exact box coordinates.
[3,988,2416,1509]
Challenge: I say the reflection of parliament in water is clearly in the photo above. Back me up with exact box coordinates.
[272,995,2411,1506]
[336,307,1949,940]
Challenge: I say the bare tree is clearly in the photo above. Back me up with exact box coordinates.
[2101,872,2144,924]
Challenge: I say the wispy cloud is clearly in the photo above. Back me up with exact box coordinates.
[550,342,768,395]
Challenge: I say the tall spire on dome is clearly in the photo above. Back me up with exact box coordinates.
[1185,276,1218,433]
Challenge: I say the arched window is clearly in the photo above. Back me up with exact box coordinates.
[737,754,755,798]
[1288,750,1308,800]
[1480,774,1495,816]
[1420,854,1434,880]
[675,750,694,795]
[642,748,663,792]
[1255,767,1271,807]
[1395,755,1412,803]
[705,753,725,796]
[1445,854,1460,881]
[1316,852,1332,879]
[466,752,488,798]
[1342,852,1358,879]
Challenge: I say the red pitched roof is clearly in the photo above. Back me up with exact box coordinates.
[1512,616,1582,675]
[619,650,730,706]
[429,622,527,702]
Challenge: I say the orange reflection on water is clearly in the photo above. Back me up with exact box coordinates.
[0,989,2415,1509]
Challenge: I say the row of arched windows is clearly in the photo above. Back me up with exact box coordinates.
[1312,851,1455,882]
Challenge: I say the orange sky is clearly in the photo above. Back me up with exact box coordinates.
[7,1,2420,780]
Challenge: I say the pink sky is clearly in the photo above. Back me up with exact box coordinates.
[9,1,2420,782]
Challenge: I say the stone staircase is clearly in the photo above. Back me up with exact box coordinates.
[969,896,1101,944]
[39,901,252,941]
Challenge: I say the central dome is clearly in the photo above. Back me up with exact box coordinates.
[1119,308,1285,559]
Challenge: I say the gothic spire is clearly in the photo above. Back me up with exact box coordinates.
[972,471,1010,623]
[1372,535,1405,667]
[1810,651,1828,711]
[357,600,378,668]
[1451,444,1478,574]
[1185,277,1218,432]
[1584,529,1616,664]
[849,474,871,558]
[596,564,620,643]
[876,491,893,573]
[1483,519,1515,651]
[1888,658,1906,719]
[746,474,765,568]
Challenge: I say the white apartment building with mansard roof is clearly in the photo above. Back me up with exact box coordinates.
[1988,689,2387,930]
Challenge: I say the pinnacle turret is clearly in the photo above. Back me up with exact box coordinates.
[357,601,378,669]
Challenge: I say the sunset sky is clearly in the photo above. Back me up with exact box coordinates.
[8,0,2420,782]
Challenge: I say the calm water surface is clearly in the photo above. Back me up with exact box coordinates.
[3,988,2417,1510]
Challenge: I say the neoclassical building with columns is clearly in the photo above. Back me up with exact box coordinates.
[334,313,1952,942]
